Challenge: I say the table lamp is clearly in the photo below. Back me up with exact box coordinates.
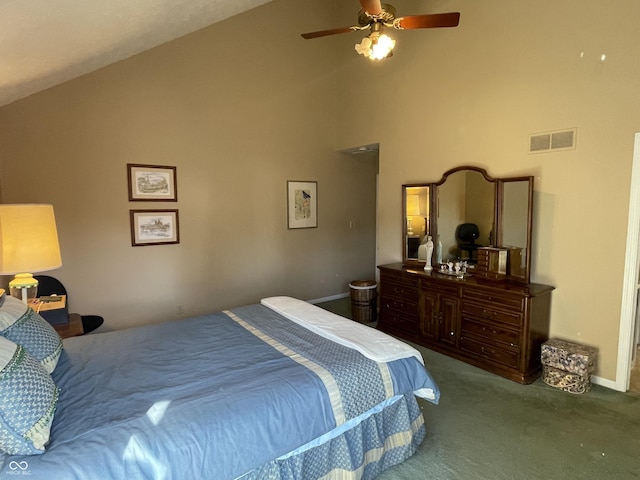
[0,204,62,303]
[406,194,428,236]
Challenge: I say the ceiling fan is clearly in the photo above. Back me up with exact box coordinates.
[301,0,460,60]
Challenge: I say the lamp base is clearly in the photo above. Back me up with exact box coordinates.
[9,273,39,304]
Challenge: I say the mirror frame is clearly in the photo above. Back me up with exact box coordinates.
[402,166,534,284]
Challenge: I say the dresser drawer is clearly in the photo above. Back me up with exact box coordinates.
[381,270,419,287]
[380,295,417,316]
[463,288,523,311]
[379,305,418,333]
[421,279,459,297]
[461,303,522,327]
[381,282,418,300]
[461,317,520,348]
[460,336,519,369]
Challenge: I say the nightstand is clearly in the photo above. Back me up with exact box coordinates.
[29,295,67,324]
[53,314,84,338]
[28,296,85,338]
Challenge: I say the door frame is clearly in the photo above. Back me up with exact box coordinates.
[618,132,640,392]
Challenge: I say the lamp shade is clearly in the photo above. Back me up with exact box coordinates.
[0,204,62,275]
[407,194,428,217]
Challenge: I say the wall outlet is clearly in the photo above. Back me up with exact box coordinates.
[177,305,185,315]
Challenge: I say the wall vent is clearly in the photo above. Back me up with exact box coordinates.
[529,128,577,154]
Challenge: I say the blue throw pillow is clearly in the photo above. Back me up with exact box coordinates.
[0,294,62,374]
[0,336,59,455]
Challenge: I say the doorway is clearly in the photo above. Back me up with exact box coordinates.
[339,142,380,277]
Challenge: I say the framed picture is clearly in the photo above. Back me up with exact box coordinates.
[287,181,317,229]
[130,209,180,246]
[127,164,177,201]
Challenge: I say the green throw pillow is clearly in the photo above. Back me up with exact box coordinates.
[0,293,62,374]
[0,336,59,455]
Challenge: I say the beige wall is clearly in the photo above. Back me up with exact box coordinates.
[0,0,378,330]
[334,0,640,383]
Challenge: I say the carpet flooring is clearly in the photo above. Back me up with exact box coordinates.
[630,347,640,394]
[316,298,640,480]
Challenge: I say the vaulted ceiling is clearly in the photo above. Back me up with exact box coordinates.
[0,0,272,107]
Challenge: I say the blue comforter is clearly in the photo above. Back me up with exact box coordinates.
[0,304,439,480]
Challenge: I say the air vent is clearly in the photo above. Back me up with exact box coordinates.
[529,128,576,154]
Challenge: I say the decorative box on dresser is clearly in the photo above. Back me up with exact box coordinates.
[378,263,555,384]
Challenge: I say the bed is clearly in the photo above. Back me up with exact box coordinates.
[0,295,439,480]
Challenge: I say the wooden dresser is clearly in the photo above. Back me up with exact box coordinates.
[378,263,554,384]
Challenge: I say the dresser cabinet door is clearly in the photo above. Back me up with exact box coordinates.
[420,280,459,347]
[419,289,438,340]
[439,294,459,347]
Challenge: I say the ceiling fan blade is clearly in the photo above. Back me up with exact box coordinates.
[359,0,382,15]
[301,26,357,39]
[395,12,460,30]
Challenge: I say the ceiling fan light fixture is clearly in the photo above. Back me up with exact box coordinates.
[355,24,395,60]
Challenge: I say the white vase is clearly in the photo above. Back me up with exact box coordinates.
[423,236,434,271]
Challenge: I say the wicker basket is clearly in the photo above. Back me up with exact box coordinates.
[542,366,591,394]
[349,280,377,323]
[541,339,597,394]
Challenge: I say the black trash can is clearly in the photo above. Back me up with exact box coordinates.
[349,280,377,323]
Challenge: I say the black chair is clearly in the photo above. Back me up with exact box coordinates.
[456,223,481,263]
[34,275,104,334]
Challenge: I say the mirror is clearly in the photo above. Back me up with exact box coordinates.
[499,178,533,281]
[436,169,495,264]
[403,166,533,284]
[403,185,430,260]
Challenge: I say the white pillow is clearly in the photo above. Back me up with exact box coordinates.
[0,293,63,373]
[0,336,59,455]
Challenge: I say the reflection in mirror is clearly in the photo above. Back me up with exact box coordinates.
[502,180,530,279]
[404,186,429,261]
[402,166,533,283]
[438,170,495,264]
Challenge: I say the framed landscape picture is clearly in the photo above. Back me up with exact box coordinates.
[130,209,179,246]
[287,181,317,229]
[127,164,177,201]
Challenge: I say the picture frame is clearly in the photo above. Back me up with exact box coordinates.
[130,209,180,246]
[127,164,177,201]
[287,181,317,229]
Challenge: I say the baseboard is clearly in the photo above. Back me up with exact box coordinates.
[591,375,621,391]
[308,292,349,304]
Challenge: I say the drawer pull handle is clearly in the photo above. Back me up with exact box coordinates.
[481,327,498,334]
